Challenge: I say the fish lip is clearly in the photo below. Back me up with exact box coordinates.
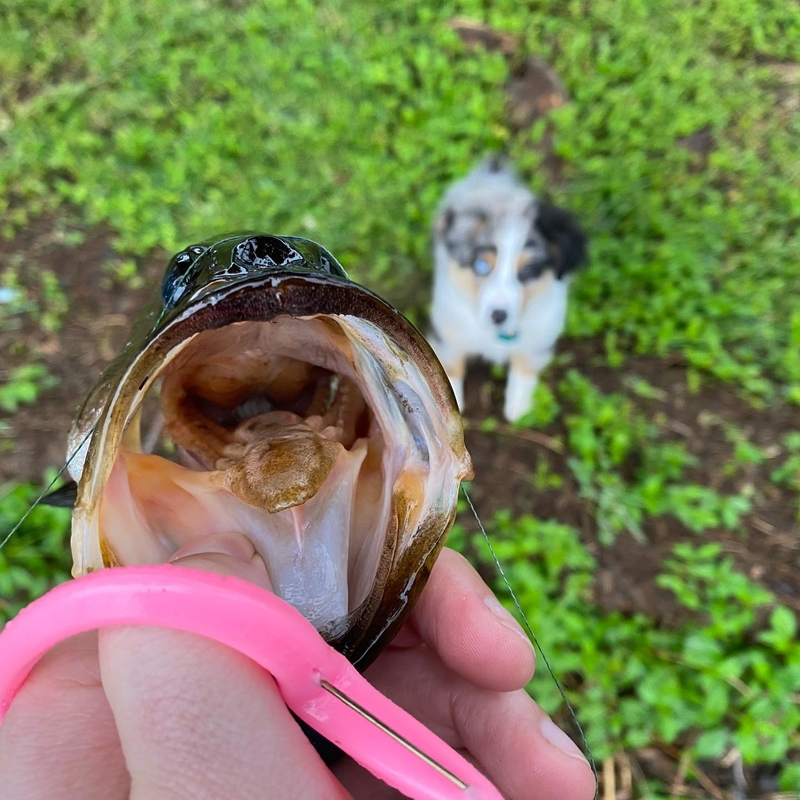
[173,270,391,321]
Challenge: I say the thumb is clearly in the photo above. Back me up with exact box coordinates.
[168,531,273,590]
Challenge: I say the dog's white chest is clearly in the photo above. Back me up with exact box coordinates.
[431,274,569,365]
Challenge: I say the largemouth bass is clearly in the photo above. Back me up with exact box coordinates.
[65,234,472,669]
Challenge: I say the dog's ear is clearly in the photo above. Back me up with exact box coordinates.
[535,202,588,278]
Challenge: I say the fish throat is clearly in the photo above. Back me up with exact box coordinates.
[106,317,393,632]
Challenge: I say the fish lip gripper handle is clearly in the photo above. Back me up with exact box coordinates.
[0,565,501,800]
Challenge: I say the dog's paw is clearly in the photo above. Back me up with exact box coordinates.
[504,372,538,423]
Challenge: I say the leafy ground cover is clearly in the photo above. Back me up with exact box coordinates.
[1,1,799,796]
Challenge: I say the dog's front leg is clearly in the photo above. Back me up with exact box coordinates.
[427,334,466,412]
[505,350,553,422]
[445,360,466,412]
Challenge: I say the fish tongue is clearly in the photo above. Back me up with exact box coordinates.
[212,426,342,513]
[205,420,371,628]
[244,438,369,628]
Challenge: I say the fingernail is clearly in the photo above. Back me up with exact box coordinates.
[540,718,588,762]
[484,595,533,647]
[169,532,256,564]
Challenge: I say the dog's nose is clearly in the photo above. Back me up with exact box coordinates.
[491,309,508,325]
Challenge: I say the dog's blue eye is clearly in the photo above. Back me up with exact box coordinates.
[473,258,491,277]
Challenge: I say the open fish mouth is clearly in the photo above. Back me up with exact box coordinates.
[66,234,472,668]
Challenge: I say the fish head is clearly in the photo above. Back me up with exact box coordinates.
[68,234,472,668]
[160,234,349,310]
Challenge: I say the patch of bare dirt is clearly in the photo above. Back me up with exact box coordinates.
[677,126,717,172]
[449,17,571,185]
[766,60,800,113]
[0,218,163,484]
[448,18,516,57]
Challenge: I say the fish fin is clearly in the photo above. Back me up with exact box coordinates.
[41,480,79,508]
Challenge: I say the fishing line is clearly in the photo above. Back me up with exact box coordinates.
[0,423,97,552]
[461,485,599,797]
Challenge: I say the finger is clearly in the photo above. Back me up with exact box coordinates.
[99,532,351,800]
[400,548,535,692]
[333,758,402,800]
[0,631,129,799]
[0,532,272,798]
[168,531,276,589]
[363,647,595,800]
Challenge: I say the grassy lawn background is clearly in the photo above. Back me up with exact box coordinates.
[1,1,799,796]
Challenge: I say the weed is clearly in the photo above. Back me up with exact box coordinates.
[37,270,69,333]
[771,433,800,492]
[516,382,561,429]
[770,432,800,521]
[722,424,769,476]
[555,371,751,543]
[452,517,800,789]
[0,263,69,335]
[0,481,71,623]
[0,364,58,413]
[530,458,564,491]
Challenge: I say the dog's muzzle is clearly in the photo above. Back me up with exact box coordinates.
[490,309,518,342]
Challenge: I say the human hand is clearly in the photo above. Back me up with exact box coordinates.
[0,533,595,800]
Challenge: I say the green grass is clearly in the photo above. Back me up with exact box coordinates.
[1,0,799,794]
[0,482,71,620]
